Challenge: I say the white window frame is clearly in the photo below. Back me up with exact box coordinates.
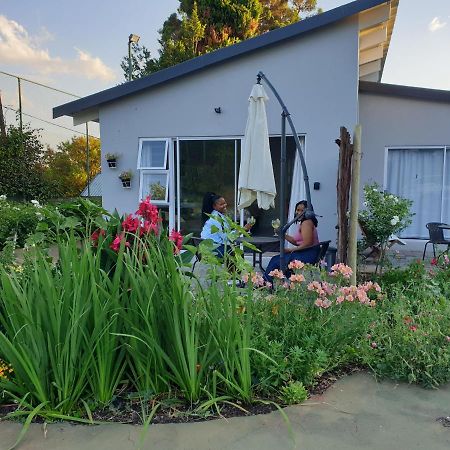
[137,138,169,170]
[139,170,169,205]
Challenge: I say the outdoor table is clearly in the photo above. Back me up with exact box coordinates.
[237,235,279,270]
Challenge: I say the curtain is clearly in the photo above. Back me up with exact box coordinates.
[387,148,444,238]
[287,141,306,247]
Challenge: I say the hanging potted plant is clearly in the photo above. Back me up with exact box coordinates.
[105,152,119,169]
[119,170,133,188]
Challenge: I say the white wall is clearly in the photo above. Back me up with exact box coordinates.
[359,92,450,188]
[100,18,360,242]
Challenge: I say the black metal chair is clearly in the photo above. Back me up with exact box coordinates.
[422,222,450,260]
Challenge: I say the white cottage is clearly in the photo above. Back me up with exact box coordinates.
[54,0,450,241]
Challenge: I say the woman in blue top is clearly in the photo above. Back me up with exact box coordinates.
[200,192,252,258]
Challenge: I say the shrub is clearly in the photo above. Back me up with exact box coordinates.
[0,198,39,248]
[360,259,450,387]
[280,381,308,405]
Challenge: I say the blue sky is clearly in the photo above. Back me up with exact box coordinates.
[0,0,448,147]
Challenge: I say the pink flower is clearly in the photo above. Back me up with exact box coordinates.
[371,342,377,348]
[110,234,130,252]
[169,229,183,254]
[366,334,372,339]
[288,260,305,270]
[330,263,353,279]
[409,325,418,332]
[290,273,305,283]
[445,336,450,342]
[269,269,285,279]
[431,257,438,266]
[336,295,345,304]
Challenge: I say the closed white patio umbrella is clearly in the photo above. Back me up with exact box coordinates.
[238,83,276,210]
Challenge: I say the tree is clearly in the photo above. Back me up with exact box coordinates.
[121,0,320,79]
[0,125,53,200]
[44,136,101,198]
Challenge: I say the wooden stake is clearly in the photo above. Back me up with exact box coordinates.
[348,124,362,285]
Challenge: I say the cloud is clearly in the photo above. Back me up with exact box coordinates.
[0,15,116,82]
[429,17,447,32]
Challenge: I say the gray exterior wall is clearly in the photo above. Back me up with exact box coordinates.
[359,92,450,188]
[99,18,359,242]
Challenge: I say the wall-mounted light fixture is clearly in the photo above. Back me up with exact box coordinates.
[214,107,222,114]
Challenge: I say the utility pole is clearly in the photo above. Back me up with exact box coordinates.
[17,78,23,132]
[0,91,7,140]
[86,123,91,197]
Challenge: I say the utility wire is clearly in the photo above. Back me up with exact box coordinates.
[3,106,99,139]
[0,70,81,98]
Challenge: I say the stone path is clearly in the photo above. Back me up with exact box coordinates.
[1,373,449,450]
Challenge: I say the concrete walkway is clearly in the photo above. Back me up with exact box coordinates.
[1,373,449,450]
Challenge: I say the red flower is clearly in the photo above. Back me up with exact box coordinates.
[110,234,130,252]
[431,257,438,266]
[91,228,105,246]
[140,220,159,236]
[169,229,183,254]
[136,196,161,224]
[122,214,140,233]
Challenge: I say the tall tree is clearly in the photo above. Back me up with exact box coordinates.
[44,136,101,198]
[0,125,53,200]
[122,0,319,79]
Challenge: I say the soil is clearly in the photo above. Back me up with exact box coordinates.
[0,365,364,425]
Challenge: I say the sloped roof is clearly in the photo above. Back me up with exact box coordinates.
[80,173,102,197]
[359,81,450,103]
[54,0,397,120]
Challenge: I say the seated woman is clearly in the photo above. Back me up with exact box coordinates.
[200,192,252,258]
[263,200,320,282]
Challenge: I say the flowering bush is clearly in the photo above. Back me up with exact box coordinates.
[358,183,413,248]
[90,197,183,269]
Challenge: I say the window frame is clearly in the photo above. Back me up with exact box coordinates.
[139,169,170,205]
[137,138,169,170]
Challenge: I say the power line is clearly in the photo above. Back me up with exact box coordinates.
[3,106,99,139]
[0,70,81,98]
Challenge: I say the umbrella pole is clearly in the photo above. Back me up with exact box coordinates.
[257,71,314,272]
[280,111,287,271]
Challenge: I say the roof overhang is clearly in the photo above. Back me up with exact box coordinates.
[358,0,399,82]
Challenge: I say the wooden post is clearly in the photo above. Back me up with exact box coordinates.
[348,125,361,286]
[336,127,353,264]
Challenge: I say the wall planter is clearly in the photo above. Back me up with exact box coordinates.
[107,159,117,169]
[105,153,119,169]
[119,170,133,189]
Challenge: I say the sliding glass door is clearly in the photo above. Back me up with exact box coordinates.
[177,139,240,235]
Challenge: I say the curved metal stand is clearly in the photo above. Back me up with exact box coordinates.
[257,71,314,271]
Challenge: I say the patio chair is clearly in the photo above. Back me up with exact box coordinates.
[422,222,450,260]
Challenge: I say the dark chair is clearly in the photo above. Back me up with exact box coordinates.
[284,240,331,276]
[422,222,450,260]
[316,240,331,265]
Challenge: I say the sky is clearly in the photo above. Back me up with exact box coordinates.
[0,0,449,148]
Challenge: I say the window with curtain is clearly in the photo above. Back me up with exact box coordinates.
[138,139,169,204]
[386,147,449,238]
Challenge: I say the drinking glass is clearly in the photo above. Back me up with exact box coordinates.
[271,218,280,236]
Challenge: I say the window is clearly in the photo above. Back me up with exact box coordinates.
[138,139,169,204]
[386,146,449,238]
[137,139,168,169]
